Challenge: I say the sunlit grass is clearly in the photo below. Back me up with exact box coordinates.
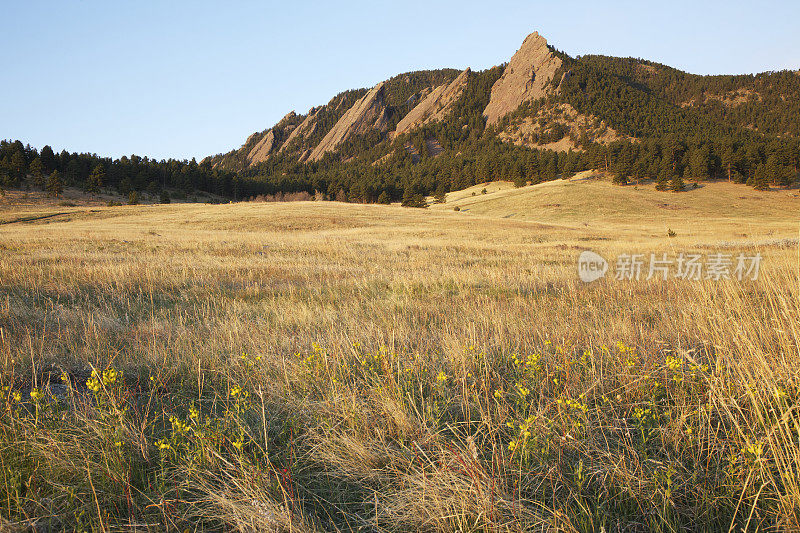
[0,199,798,530]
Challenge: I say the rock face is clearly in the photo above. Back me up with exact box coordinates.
[498,102,622,152]
[309,82,388,161]
[483,32,563,126]
[246,129,276,164]
[395,68,471,135]
[280,107,321,153]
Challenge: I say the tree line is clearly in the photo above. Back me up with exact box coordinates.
[0,139,275,200]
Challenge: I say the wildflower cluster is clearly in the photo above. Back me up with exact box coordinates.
[617,342,639,368]
[741,440,764,461]
[688,362,709,379]
[355,344,384,376]
[3,386,22,405]
[664,355,710,387]
[511,352,542,374]
[515,383,530,399]
[633,405,658,425]
[665,356,683,372]
[507,415,535,452]
[557,393,590,433]
[633,404,661,441]
[557,395,589,414]
[86,367,122,394]
[298,343,325,374]
[239,351,263,370]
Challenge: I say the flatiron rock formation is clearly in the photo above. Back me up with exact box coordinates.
[395,68,470,135]
[483,32,562,126]
[309,82,388,161]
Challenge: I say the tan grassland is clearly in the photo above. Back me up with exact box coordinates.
[0,178,799,530]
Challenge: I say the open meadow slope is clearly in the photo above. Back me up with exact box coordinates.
[431,173,800,240]
[0,193,799,530]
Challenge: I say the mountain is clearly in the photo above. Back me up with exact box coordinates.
[482,32,564,126]
[210,70,460,171]
[207,31,800,203]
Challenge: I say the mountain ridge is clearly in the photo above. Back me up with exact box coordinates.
[203,31,800,201]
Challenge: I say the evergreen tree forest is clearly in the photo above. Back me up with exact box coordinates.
[0,140,266,200]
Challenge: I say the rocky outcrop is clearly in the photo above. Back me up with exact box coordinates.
[395,68,470,135]
[277,111,297,127]
[309,82,388,161]
[246,129,276,164]
[483,32,563,126]
[279,107,321,153]
[498,103,622,152]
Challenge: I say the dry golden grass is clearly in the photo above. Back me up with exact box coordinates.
[0,184,798,531]
[432,174,800,241]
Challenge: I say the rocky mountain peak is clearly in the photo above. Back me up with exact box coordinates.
[482,31,563,126]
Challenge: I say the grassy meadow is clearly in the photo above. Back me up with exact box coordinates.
[0,177,799,531]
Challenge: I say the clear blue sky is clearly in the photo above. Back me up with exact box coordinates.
[2,1,798,161]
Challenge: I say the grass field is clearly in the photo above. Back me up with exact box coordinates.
[1,178,799,531]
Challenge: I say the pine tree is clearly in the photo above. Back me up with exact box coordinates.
[39,145,56,174]
[377,191,391,204]
[10,151,26,180]
[46,170,63,197]
[29,158,45,189]
[65,159,81,185]
[670,174,685,192]
[401,187,427,208]
[721,145,735,182]
[433,183,447,203]
[765,155,792,187]
[687,147,710,181]
[87,164,105,193]
[752,164,769,190]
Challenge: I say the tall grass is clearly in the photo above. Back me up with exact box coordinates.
[0,201,798,531]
